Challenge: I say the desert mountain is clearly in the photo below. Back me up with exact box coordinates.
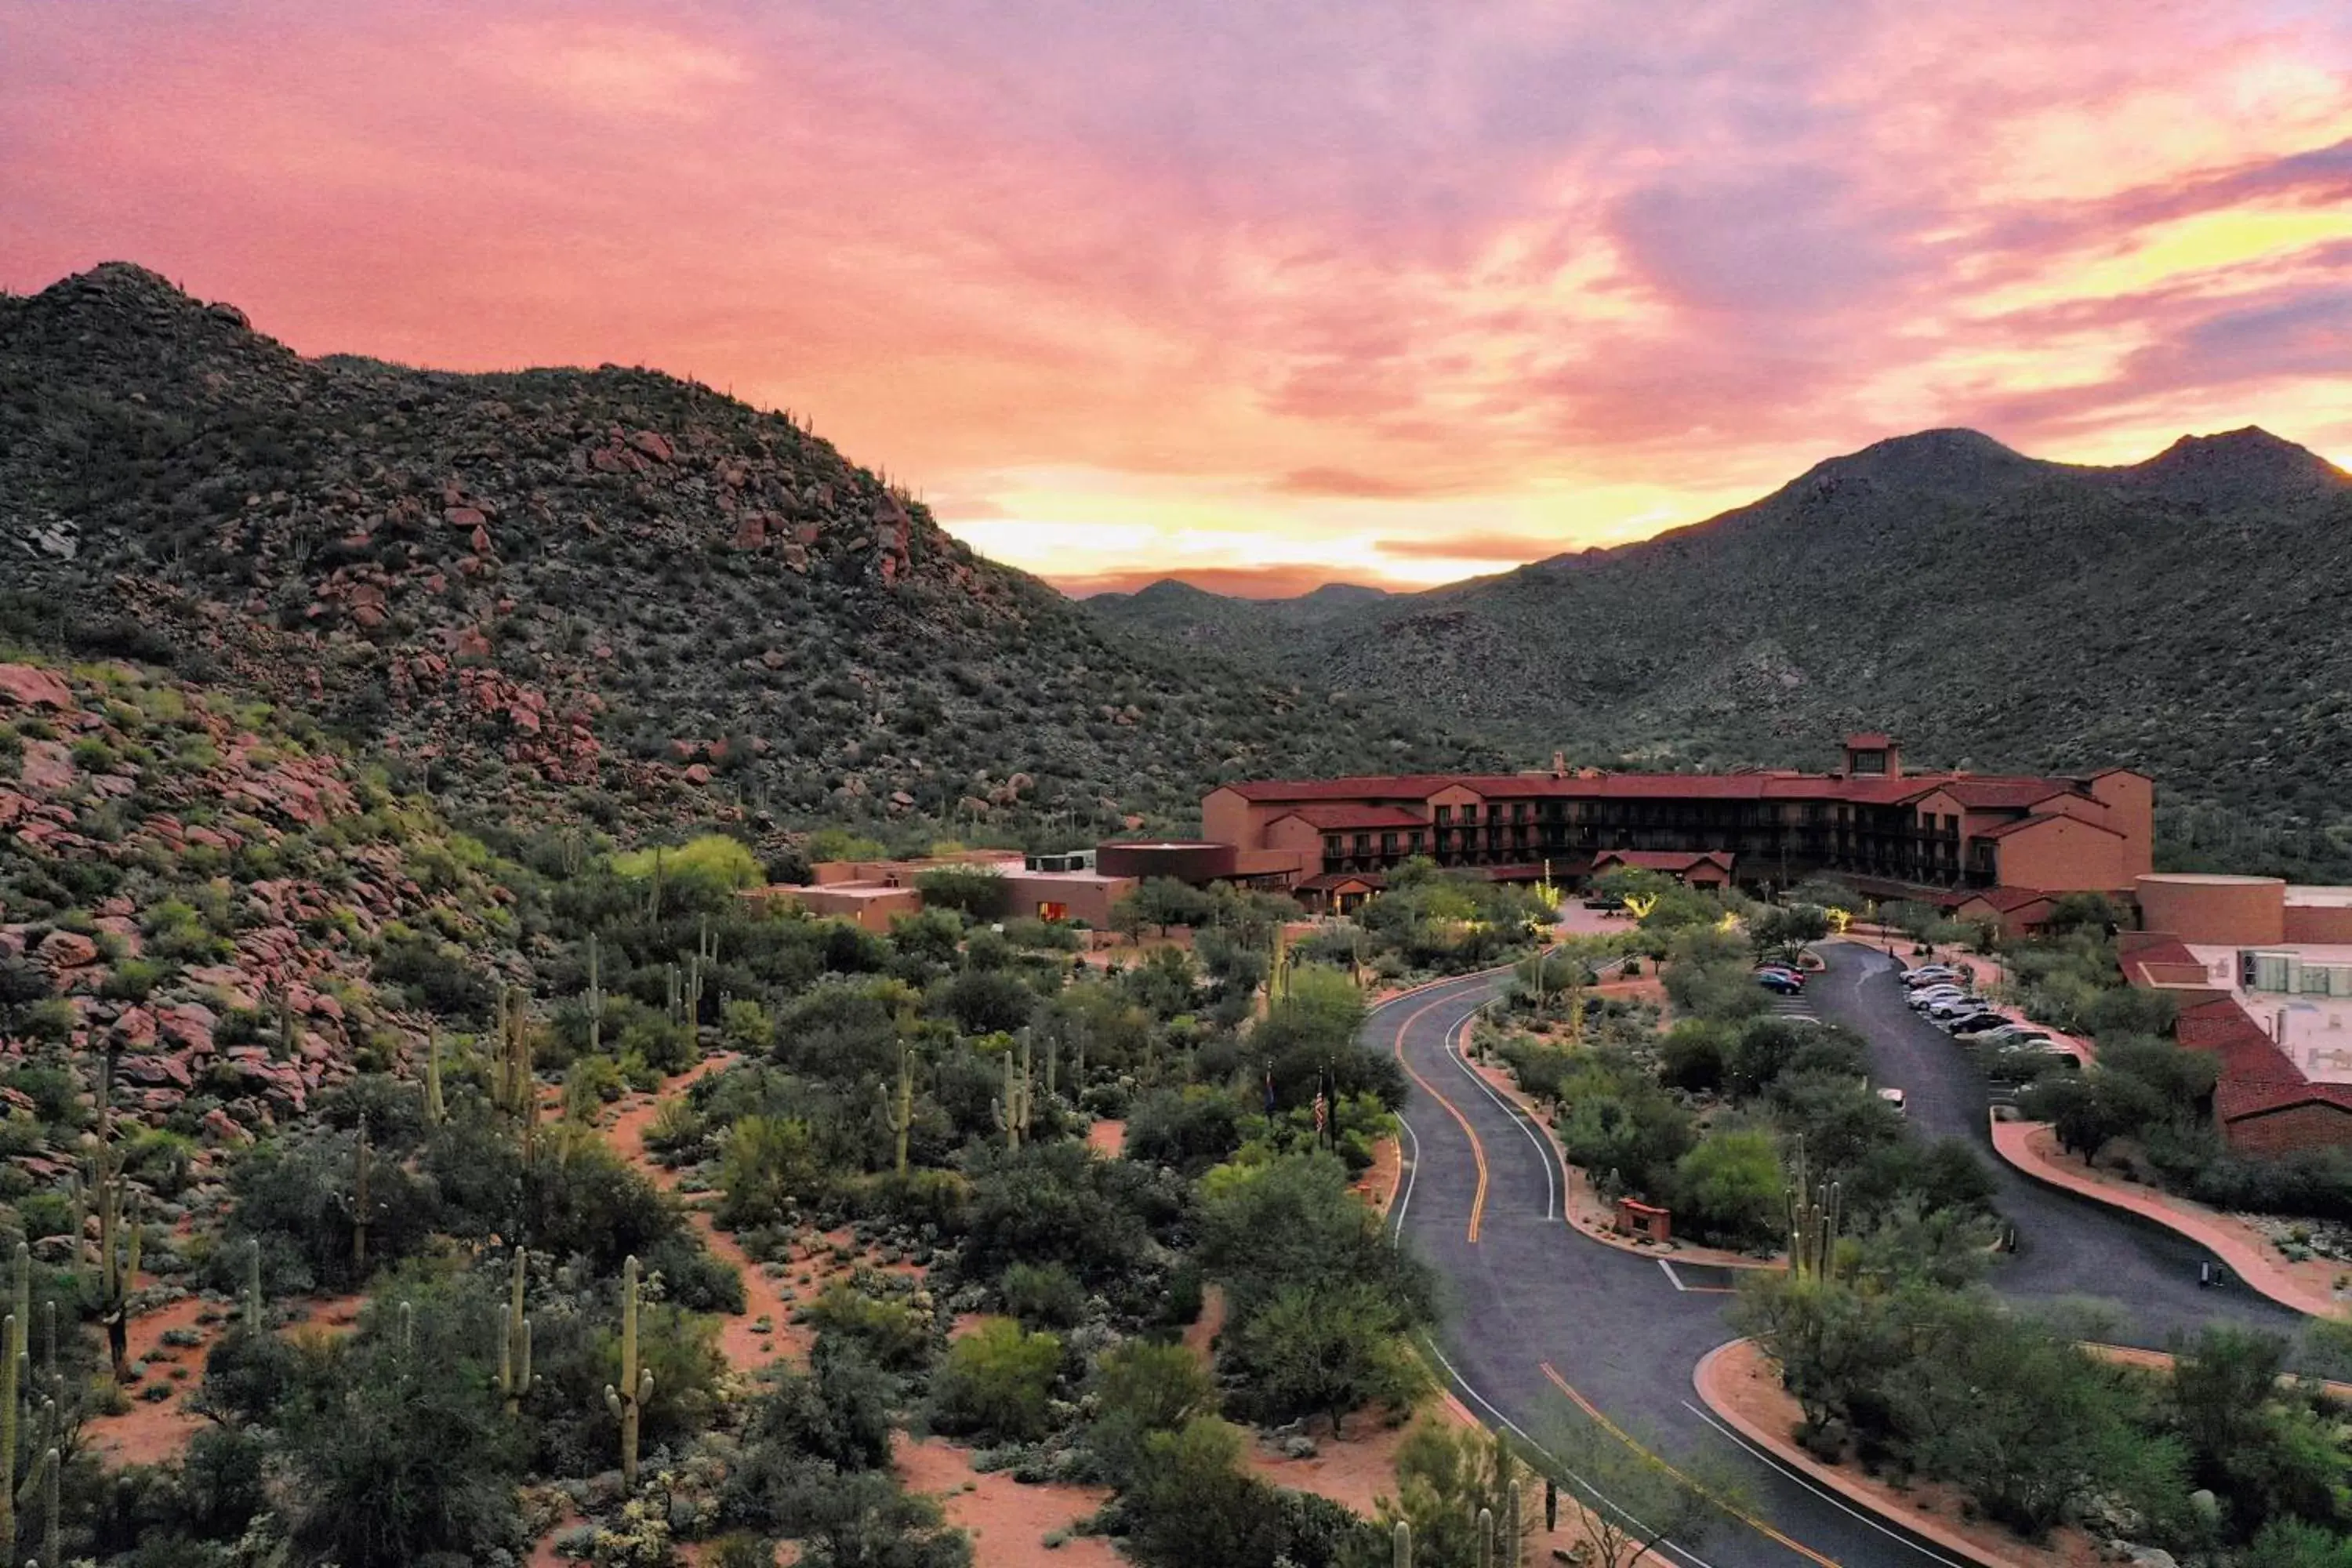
[0,263,1489,842]
[1091,426,2352,877]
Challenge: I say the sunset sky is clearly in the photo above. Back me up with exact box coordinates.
[7,2,2352,597]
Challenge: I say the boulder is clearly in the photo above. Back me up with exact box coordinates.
[36,930,98,971]
[630,430,674,463]
[0,664,74,710]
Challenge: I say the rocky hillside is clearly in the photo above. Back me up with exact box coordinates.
[1092,427,2352,878]
[0,263,1487,845]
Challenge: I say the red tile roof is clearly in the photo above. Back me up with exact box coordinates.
[1844,732,1895,748]
[1219,768,2102,811]
[2169,996,2352,1127]
[1956,886,2056,913]
[1934,780,2081,811]
[1296,871,1385,893]
[1593,849,1736,874]
[1268,804,1428,830]
[1976,811,2122,840]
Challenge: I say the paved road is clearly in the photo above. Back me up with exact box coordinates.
[1806,942,2300,1341]
[1373,953,2299,1568]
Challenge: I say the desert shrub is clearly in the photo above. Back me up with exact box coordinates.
[1000,1261,1088,1328]
[805,1284,934,1372]
[931,1316,1062,1443]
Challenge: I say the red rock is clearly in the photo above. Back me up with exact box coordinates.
[794,524,822,546]
[470,524,492,555]
[443,506,487,528]
[734,514,768,549]
[36,931,98,971]
[201,1107,254,1146]
[0,664,74,710]
[118,1052,194,1089]
[590,445,626,475]
[456,628,492,659]
[630,430,674,462]
[760,650,786,670]
[683,764,712,786]
[20,740,73,793]
[510,705,542,735]
[157,1001,219,1054]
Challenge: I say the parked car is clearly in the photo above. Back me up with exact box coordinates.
[1756,972,1804,995]
[1902,967,1960,988]
[1927,1000,1991,1023]
[1948,1013,2013,1036]
[1876,1087,1907,1115]
[1753,966,1806,985]
[1935,1007,1998,1031]
[1907,987,1968,1010]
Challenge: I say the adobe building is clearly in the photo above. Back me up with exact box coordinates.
[2125,873,2352,1153]
[753,851,1138,933]
[1182,732,2151,911]
[1591,849,1736,889]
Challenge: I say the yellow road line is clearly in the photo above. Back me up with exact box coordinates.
[1538,1362,1843,1568]
[1390,992,1490,1243]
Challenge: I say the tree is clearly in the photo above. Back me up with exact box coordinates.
[1226,1279,1429,1432]
[1672,1130,1783,1247]
[931,1316,1062,1443]
[1123,1416,1295,1568]
[913,866,1011,920]
[1537,1414,1734,1568]
[277,1298,524,1568]
[1088,1338,1218,1489]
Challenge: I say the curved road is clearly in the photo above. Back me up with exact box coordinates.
[1370,946,2296,1568]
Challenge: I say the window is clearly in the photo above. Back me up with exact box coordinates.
[1436,804,1454,826]
[1038,901,1069,922]
[1381,833,1399,855]
[1352,833,1370,854]
[1323,836,1341,858]
[1461,803,1479,823]
[1409,830,1425,852]
[1513,802,1529,822]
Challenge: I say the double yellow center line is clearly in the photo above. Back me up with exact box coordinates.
[1390,991,1490,1242]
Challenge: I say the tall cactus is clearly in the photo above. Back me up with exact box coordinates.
[498,1250,533,1416]
[245,1238,266,1330]
[1786,1131,1843,1281]
[351,1118,373,1273]
[1504,1479,1523,1567]
[11,1241,29,1394]
[993,1036,1033,1149]
[1,1310,16,1564]
[586,933,604,1059]
[603,1255,655,1490]
[62,1171,83,1291]
[1476,1506,1494,1568]
[1392,1519,1410,1568]
[38,1443,57,1568]
[878,1038,914,1175]
[423,1019,445,1125]
[666,962,681,1025]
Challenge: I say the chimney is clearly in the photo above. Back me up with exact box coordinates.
[1551,750,1566,779]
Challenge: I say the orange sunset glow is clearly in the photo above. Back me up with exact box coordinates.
[6,2,2351,596]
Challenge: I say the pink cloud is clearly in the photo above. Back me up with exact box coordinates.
[4,0,2351,581]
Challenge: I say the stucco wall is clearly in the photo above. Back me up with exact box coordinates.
[2136,874,2287,946]
[2285,902,2352,945]
[2226,1101,2352,1156]
[1993,815,2126,892]
[2087,771,2157,878]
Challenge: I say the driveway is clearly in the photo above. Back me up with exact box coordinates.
[1374,955,2300,1568]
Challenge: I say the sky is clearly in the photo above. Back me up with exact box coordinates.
[6,2,2352,597]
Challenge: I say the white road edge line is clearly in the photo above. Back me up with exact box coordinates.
[1417,1337,1721,1568]
[1679,1398,1974,1568]
[1442,997,1561,1221]
[1658,1258,1687,1293]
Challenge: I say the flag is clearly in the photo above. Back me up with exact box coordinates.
[1312,1087,1329,1138]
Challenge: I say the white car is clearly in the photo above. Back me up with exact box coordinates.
[1928,1001,1994,1025]
[1876,1087,1907,1114]
[1907,987,1968,1010]
[1901,968,1960,988]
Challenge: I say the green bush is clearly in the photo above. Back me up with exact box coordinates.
[1000,1261,1087,1329]
[804,1284,934,1372]
[932,1316,1062,1443]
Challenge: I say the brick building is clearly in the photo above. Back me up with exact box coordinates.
[1191,733,2151,908]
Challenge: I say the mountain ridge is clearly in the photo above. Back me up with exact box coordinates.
[0,262,1494,846]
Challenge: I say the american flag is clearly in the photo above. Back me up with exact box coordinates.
[1312,1087,1329,1137]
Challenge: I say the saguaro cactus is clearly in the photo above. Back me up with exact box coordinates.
[245,1238,266,1330]
[1476,1507,1494,1568]
[38,1443,58,1568]
[351,1119,374,1272]
[423,1020,446,1125]
[586,933,605,1059]
[1504,1479,1523,1567]
[62,1171,84,1290]
[993,1036,1033,1149]
[1392,1520,1410,1568]
[878,1040,914,1175]
[1785,1135,1843,1280]
[604,1255,655,1490]
[1,1310,16,1563]
[498,1250,533,1416]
